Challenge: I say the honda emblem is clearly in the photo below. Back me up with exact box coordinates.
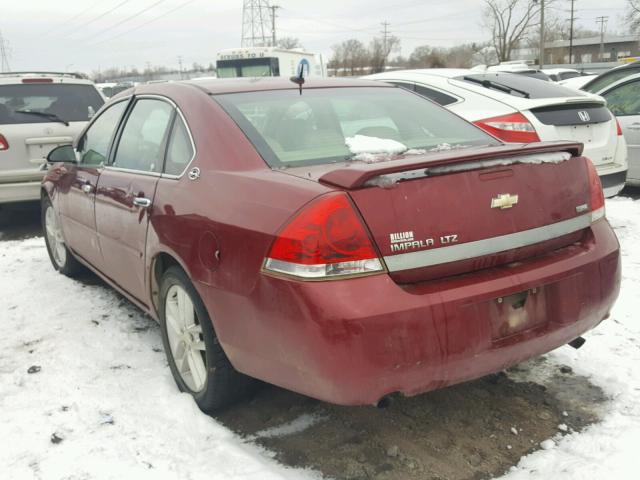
[578,111,591,122]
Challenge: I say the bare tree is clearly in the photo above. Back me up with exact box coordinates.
[626,1,640,31]
[369,35,400,73]
[277,37,303,49]
[329,38,369,76]
[482,0,543,62]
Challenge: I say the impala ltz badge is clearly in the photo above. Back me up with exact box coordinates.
[389,231,458,252]
[491,193,519,210]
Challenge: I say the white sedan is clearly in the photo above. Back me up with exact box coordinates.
[366,69,628,197]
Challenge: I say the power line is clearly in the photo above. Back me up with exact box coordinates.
[89,0,197,46]
[85,0,168,40]
[67,0,134,37]
[43,0,103,36]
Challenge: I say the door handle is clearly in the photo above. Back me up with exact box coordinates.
[81,184,93,194]
[133,197,152,208]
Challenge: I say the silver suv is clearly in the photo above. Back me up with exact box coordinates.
[0,72,104,204]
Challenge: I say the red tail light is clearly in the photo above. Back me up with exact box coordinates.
[615,117,623,136]
[585,158,605,222]
[22,78,54,83]
[474,112,541,143]
[0,134,8,151]
[264,193,384,279]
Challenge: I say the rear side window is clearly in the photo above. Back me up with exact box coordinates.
[583,66,640,93]
[215,87,498,167]
[78,101,128,166]
[457,73,583,99]
[0,83,104,125]
[113,99,173,173]
[386,82,458,106]
[164,116,194,175]
[601,80,640,116]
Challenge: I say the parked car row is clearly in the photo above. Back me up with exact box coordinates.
[0,72,104,203]
[366,69,629,196]
[38,75,620,412]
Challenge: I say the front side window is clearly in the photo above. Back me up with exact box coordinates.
[78,100,128,166]
[215,87,498,167]
[602,80,640,116]
[112,99,173,173]
[164,116,194,176]
[0,83,104,125]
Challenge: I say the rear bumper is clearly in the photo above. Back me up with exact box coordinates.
[0,180,42,204]
[595,163,627,198]
[205,220,620,406]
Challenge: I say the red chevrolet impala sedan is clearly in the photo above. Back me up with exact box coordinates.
[41,77,620,412]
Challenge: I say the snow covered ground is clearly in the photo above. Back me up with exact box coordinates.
[1,196,639,480]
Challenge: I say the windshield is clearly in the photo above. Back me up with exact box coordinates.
[216,58,279,78]
[215,87,499,167]
[0,83,104,125]
[583,66,640,93]
[457,73,585,99]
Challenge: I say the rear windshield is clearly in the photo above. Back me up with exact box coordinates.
[456,73,585,99]
[583,66,640,93]
[0,83,105,125]
[514,70,551,81]
[214,87,498,167]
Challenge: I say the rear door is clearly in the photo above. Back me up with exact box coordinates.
[601,78,640,183]
[95,97,175,304]
[59,99,129,270]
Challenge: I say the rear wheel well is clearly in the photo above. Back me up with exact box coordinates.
[151,253,184,314]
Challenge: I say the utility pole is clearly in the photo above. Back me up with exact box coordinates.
[568,0,576,64]
[596,16,609,62]
[539,0,545,69]
[0,30,11,73]
[381,21,390,56]
[269,5,280,47]
[177,56,183,79]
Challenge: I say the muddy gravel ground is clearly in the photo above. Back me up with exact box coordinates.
[217,361,607,480]
[0,199,629,480]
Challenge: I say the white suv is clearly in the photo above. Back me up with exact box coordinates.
[0,72,104,203]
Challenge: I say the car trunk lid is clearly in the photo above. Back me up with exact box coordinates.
[283,142,593,284]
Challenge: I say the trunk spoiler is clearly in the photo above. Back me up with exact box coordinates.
[319,141,583,190]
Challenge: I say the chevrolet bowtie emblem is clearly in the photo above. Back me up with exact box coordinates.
[491,193,519,209]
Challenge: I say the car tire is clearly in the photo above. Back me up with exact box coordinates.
[42,196,83,277]
[159,266,254,412]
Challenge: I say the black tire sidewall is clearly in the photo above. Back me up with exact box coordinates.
[158,266,222,410]
[41,196,78,275]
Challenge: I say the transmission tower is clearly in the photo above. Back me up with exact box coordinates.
[0,30,10,72]
[241,0,274,47]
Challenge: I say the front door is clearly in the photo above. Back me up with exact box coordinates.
[602,79,640,183]
[94,98,174,304]
[60,100,129,270]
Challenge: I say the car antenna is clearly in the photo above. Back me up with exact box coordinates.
[290,58,310,95]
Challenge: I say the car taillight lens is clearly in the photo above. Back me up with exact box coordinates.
[264,193,384,279]
[615,117,623,136]
[0,134,8,151]
[586,158,605,222]
[474,113,541,143]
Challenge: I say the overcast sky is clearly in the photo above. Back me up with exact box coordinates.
[0,0,631,74]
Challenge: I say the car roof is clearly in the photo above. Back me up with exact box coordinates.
[175,76,391,95]
[366,69,471,79]
[542,68,579,74]
[0,72,96,86]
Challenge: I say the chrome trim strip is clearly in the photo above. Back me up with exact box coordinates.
[384,213,592,272]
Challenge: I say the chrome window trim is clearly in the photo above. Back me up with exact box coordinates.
[384,213,593,272]
[107,94,197,179]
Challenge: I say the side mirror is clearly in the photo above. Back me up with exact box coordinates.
[47,144,77,163]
